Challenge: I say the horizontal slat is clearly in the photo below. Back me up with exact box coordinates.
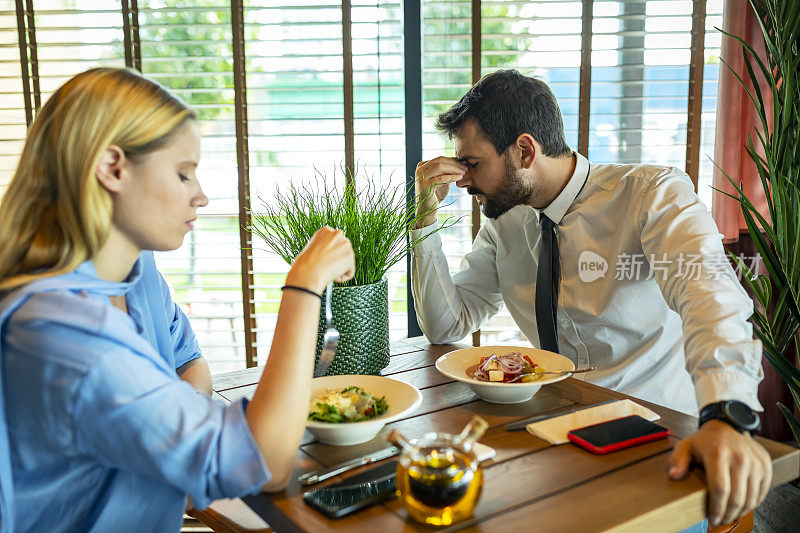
[15,43,123,50]
[26,28,124,34]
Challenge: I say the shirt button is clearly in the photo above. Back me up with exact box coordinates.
[560,319,569,327]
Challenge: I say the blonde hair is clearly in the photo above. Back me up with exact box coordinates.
[0,68,195,290]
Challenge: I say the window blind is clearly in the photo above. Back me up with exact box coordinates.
[590,0,694,169]
[22,1,126,98]
[481,0,582,149]
[245,0,410,357]
[137,1,246,374]
[1,0,126,198]
[698,0,722,207]
[352,0,403,184]
[244,1,346,367]
[352,0,407,339]
[0,1,24,197]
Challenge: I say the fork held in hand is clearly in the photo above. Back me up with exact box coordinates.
[313,282,340,378]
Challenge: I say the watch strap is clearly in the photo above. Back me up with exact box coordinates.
[699,402,722,427]
[699,401,760,433]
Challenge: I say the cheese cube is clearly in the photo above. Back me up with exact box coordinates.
[483,359,501,371]
[488,370,504,382]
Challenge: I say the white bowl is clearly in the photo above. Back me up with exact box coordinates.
[306,375,422,446]
[435,346,575,404]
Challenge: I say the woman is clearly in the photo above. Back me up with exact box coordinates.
[0,68,354,532]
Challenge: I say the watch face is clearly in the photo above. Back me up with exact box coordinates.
[726,401,757,426]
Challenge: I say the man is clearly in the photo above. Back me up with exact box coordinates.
[410,69,771,527]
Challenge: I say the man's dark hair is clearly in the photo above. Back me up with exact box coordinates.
[435,69,571,158]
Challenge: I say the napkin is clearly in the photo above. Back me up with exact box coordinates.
[525,399,660,445]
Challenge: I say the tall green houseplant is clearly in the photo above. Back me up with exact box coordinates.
[251,171,452,375]
[717,0,800,448]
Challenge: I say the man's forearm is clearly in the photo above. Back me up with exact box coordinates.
[177,357,213,396]
[410,225,503,343]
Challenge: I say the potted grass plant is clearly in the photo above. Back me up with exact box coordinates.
[715,0,800,528]
[251,170,453,375]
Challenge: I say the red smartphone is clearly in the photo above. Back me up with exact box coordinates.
[567,415,669,454]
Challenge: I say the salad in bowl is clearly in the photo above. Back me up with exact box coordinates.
[469,352,546,383]
[306,375,422,445]
[308,386,389,423]
[436,346,575,404]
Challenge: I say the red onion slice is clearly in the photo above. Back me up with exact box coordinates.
[478,354,498,372]
[499,356,523,374]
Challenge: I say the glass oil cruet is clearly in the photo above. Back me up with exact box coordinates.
[388,415,489,527]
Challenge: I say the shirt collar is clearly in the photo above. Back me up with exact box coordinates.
[541,151,591,225]
[71,253,145,296]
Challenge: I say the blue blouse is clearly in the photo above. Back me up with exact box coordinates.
[0,252,270,532]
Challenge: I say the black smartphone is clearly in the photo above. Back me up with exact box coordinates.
[303,460,398,519]
[567,415,670,454]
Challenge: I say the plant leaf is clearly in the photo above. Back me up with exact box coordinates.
[777,403,800,449]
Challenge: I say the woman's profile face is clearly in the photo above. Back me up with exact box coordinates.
[113,119,208,252]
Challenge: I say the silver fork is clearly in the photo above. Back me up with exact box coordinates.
[505,366,596,382]
[313,282,339,378]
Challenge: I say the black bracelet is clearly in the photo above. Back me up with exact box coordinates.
[281,285,323,300]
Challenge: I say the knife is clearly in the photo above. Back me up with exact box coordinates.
[504,399,619,431]
[297,446,400,486]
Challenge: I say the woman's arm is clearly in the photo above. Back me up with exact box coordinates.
[244,227,354,491]
[177,356,212,396]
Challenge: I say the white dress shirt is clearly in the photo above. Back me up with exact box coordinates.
[411,152,763,415]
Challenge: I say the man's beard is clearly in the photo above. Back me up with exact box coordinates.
[469,157,537,219]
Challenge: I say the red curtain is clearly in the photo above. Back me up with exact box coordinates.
[711,0,772,243]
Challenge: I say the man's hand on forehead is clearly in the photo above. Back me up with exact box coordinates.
[413,156,468,228]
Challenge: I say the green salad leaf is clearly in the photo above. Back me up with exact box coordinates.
[308,402,345,423]
[307,387,389,423]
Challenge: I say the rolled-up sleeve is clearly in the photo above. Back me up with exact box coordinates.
[72,336,270,509]
[215,398,270,500]
[154,268,202,369]
[168,301,202,369]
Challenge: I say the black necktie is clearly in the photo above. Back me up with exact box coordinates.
[536,214,560,353]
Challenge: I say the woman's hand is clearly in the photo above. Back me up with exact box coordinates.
[285,226,355,294]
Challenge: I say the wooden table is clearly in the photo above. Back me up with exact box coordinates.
[203,338,799,533]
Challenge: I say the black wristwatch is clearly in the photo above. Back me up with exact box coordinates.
[699,400,761,433]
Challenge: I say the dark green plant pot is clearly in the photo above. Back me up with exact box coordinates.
[314,278,389,375]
